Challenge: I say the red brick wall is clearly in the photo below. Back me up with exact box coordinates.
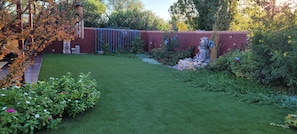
[43,27,95,54]
[141,31,249,55]
[44,28,249,56]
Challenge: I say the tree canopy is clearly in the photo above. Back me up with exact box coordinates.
[229,0,297,31]
[169,0,297,31]
[169,0,238,30]
[106,8,169,31]
[104,0,144,12]
[82,0,106,27]
[0,0,80,87]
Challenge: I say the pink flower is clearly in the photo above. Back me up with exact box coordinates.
[48,117,52,121]
[60,92,68,94]
[6,108,15,113]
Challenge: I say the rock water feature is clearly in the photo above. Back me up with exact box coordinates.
[173,37,213,70]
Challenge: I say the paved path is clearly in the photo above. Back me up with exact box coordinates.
[24,55,43,83]
[0,55,42,84]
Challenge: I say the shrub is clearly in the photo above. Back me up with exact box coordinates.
[131,35,144,54]
[209,51,232,71]
[151,46,195,66]
[251,28,297,91]
[0,72,100,134]
[210,49,260,80]
[212,27,297,92]
[151,33,195,66]
[47,72,100,118]
[102,43,110,54]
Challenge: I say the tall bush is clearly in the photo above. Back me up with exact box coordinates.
[251,28,297,91]
[211,26,297,92]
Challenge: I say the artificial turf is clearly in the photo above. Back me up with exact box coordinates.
[38,54,296,134]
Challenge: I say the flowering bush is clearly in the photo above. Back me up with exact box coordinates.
[210,49,260,80]
[0,72,100,134]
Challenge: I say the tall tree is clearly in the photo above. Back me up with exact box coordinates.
[229,0,297,31]
[169,19,191,31]
[0,0,80,87]
[106,8,169,31]
[169,0,238,30]
[105,0,143,12]
[82,0,106,27]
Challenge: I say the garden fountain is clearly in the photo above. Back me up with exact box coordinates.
[174,37,213,70]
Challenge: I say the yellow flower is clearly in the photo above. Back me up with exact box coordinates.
[283,52,288,57]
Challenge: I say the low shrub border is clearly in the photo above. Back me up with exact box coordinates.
[0,72,100,134]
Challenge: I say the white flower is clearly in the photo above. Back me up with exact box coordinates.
[1,94,5,96]
[14,86,20,89]
[24,92,28,95]
[2,107,7,110]
[44,109,50,114]
[75,100,79,103]
[26,101,30,104]
[35,114,40,118]
[28,96,32,99]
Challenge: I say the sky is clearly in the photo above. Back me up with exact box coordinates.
[142,0,176,21]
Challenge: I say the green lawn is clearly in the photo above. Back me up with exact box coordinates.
[38,54,295,134]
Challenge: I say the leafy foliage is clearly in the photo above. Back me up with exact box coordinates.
[0,72,100,134]
[169,0,238,30]
[230,0,297,31]
[102,43,111,55]
[104,0,144,11]
[106,8,169,30]
[173,69,297,109]
[82,0,107,27]
[211,49,260,80]
[211,25,297,92]
[151,33,195,66]
[0,0,80,87]
[251,27,297,91]
[131,35,144,54]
